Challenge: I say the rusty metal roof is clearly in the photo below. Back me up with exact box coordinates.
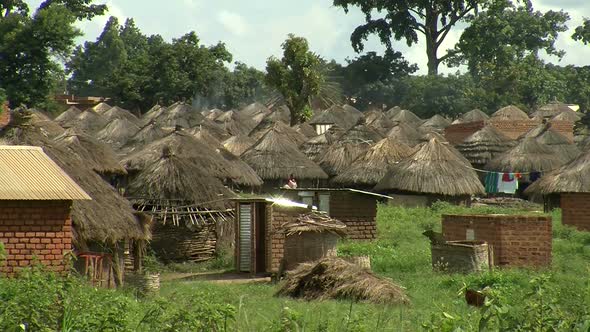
[0,146,91,200]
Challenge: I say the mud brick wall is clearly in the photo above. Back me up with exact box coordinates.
[329,192,377,240]
[0,200,73,276]
[561,193,590,231]
[442,214,552,267]
[547,120,574,143]
[267,205,308,273]
[488,119,541,140]
[444,121,486,145]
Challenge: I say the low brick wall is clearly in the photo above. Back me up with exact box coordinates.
[0,200,73,276]
[561,193,590,231]
[329,192,377,240]
[442,214,552,267]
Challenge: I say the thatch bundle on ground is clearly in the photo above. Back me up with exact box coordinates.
[525,150,590,195]
[386,123,423,147]
[96,117,141,149]
[456,125,515,167]
[331,137,414,187]
[249,119,307,146]
[535,128,580,162]
[241,128,328,181]
[390,109,423,126]
[63,110,107,134]
[491,105,530,120]
[55,106,82,124]
[375,138,484,197]
[154,102,206,128]
[319,141,371,177]
[294,122,317,138]
[276,257,409,305]
[485,137,566,173]
[459,109,489,123]
[215,110,256,136]
[222,135,256,156]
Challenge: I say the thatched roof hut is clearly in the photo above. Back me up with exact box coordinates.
[264,107,291,124]
[101,106,140,125]
[240,102,271,119]
[62,110,107,134]
[390,109,422,126]
[123,120,173,152]
[491,105,529,120]
[532,102,578,119]
[524,150,590,195]
[456,125,515,167]
[331,137,414,187]
[92,102,112,113]
[420,114,451,131]
[141,104,165,124]
[337,120,384,144]
[309,105,358,130]
[535,128,580,162]
[319,141,371,177]
[375,138,484,196]
[294,122,317,139]
[28,110,66,138]
[250,120,307,147]
[241,128,328,181]
[0,110,149,246]
[460,109,489,123]
[215,110,257,136]
[222,135,256,157]
[485,137,566,173]
[154,102,206,128]
[205,108,224,121]
[551,110,581,122]
[95,117,141,149]
[385,106,402,119]
[54,128,127,176]
[300,133,331,162]
[386,123,423,147]
[55,106,82,124]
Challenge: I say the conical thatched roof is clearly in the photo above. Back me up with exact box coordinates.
[331,137,414,187]
[249,119,307,146]
[551,110,581,122]
[294,122,317,138]
[205,108,224,121]
[63,110,107,134]
[193,118,231,141]
[385,106,402,119]
[215,110,257,136]
[532,102,577,119]
[222,135,256,156]
[319,141,371,177]
[0,110,148,245]
[155,102,206,128]
[95,117,141,149]
[126,149,236,210]
[54,128,127,175]
[485,137,566,173]
[142,104,165,124]
[525,150,590,195]
[28,110,66,138]
[390,109,422,125]
[309,105,358,129]
[55,106,82,124]
[101,106,140,124]
[535,128,580,162]
[300,133,332,162]
[491,105,529,120]
[460,109,489,123]
[123,120,173,152]
[375,138,485,196]
[337,121,384,144]
[522,124,548,138]
[91,102,112,113]
[364,110,394,128]
[241,128,328,181]
[264,107,291,124]
[386,123,423,147]
[456,125,515,166]
[240,102,271,118]
[420,114,451,129]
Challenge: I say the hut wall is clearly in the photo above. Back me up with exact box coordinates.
[442,214,552,267]
[444,121,485,145]
[329,192,377,240]
[0,200,73,276]
[488,119,541,140]
[547,120,574,143]
[150,222,217,263]
[561,193,590,231]
[267,205,309,273]
[0,104,10,129]
[283,232,339,270]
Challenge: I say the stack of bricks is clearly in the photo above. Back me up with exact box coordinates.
[442,214,552,267]
[488,119,541,140]
[561,193,590,231]
[0,201,73,276]
[329,192,377,240]
[444,121,486,145]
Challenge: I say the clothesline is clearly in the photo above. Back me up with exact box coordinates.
[459,163,550,175]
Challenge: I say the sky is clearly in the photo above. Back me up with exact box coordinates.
[25,0,590,74]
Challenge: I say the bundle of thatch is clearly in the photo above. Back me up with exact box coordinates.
[337,120,384,145]
[386,123,423,147]
[92,102,112,113]
[460,109,489,123]
[319,141,371,177]
[276,257,409,305]
[390,109,423,126]
[241,128,328,181]
[222,135,256,157]
[294,122,317,138]
[101,106,140,125]
[490,105,530,121]
[0,109,149,246]
[535,128,580,162]
[154,102,206,128]
[215,110,257,136]
[485,137,566,173]
[95,117,141,149]
[375,138,484,196]
[62,110,107,134]
[54,128,127,176]
[282,212,347,237]
[54,106,82,124]
[420,114,451,131]
[331,137,414,187]
[525,150,590,195]
[456,125,515,167]
[250,119,307,147]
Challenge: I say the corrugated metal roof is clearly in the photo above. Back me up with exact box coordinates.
[0,146,91,200]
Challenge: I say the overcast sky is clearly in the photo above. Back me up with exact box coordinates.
[26,0,590,74]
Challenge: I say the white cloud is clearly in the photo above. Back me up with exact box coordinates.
[217,11,250,37]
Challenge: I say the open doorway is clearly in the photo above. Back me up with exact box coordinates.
[254,202,267,273]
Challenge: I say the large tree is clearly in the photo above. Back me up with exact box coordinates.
[265,34,325,125]
[333,0,498,75]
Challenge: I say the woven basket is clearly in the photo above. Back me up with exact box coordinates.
[126,272,160,295]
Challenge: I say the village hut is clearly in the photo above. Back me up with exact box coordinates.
[386,122,423,147]
[205,108,224,121]
[420,131,448,144]
[319,141,371,178]
[420,114,451,132]
[535,128,580,162]
[101,106,140,125]
[331,137,414,189]
[551,110,581,123]
[300,132,331,162]
[154,102,206,128]
[214,110,257,136]
[27,109,66,138]
[337,119,384,145]
[460,109,489,123]
[456,125,515,169]
[141,104,165,125]
[240,102,272,119]
[375,138,484,205]
[122,120,173,153]
[390,109,423,126]
[222,135,257,157]
[95,117,141,149]
[55,106,82,124]
[485,137,566,174]
[62,109,107,134]
[249,119,308,147]
[282,211,347,271]
[294,122,317,139]
[385,106,403,119]
[308,108,348,135]
[264,106,291,124]
[92,102,112,113]
[241,128,328,189]
[532,102,579,120]
[491,105,530,121]
[364,110,395,131]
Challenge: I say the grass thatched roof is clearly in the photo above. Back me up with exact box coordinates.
[250,119,307,147]
[126,148,236,209]
[485,137,566,173]
[294,122,317,138]
[300,133,331,162]
[277,257,409,305]
[264,107,291,124]
[460,109,489,123]
[154,102,206,128]
[205,108,224,121]
[551,110,581,122]
[337,121,384,144]
[54,128,127,175]
[525,150,590,195]
[420,114,451,129]
[240,102,271,118]
[364,110,394,127]
[532,102,577,119]
[101,106,140,125]
[386,122,423,147]
[375,138,484,196]
[309,105,358,129]
[535,128,580,162]
[1,110,148,245]
[282,211,347,236]
[215,110,256,136]
[241,128,328,180]
[319,141,371,177]
[390,109,422,125]
[28,110,66,138]
[491,105,529,120]
[55,106,82,124]
[331,137,414,187]
[385,106,402,119]
[96,117,141,149]
[456,125,515,166]
[62,110,107,134]
[141,104,165,124]
[91,102,112,113]
[222,135,256,156]
[123,120,173,152]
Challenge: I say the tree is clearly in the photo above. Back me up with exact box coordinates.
[333,0,498,75]
[222,62,270,109]
[572,18,590,44]
[265,34,324,125]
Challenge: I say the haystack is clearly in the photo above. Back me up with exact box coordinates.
[62,110,107,134]
[222,135,256,156]
[375,138,484,197]
[390,109,423,126]
[535,128,580,162]
[456,125,515,167]
[154,102,206,128]
[485,137,566,173]
[331,137,414,187]
[386,123,423,147]
[294,122,317,138]
[92,102,112,113]
[319,141,371,177]
[55,106,82,124]
[491,105,529,120]
[525,150,590,195]
[95,117,141,149]
[241,128,328,182]
[277,257,409,305]
[215,110,257,136]
[460,109,489,123]
[249,119,307,146]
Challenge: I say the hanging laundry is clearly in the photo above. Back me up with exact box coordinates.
[485,172,499,193]
[530,171,541,182]
[497,172,518,194]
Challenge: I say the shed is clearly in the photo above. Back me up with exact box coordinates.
[0,146,90,276]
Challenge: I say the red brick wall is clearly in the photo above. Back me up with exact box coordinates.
[547,120,574,143]
[442,214,552,267]
[488,119,541,140]
[561,193,590,231]
[329,192,377,240]
[444,121,486,145]
[0,200,73,276]
[267,205,309,272]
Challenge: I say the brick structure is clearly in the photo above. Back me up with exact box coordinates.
[561,193,590,231]
[442,214,552,267]
[266,205,308,272]
[488,119,542,140]
[444,121,486,145]
[547,120,574,143]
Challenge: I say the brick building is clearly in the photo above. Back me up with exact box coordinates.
[0,146,90,276]
[560,193,590,231]
[442,214,552,267]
